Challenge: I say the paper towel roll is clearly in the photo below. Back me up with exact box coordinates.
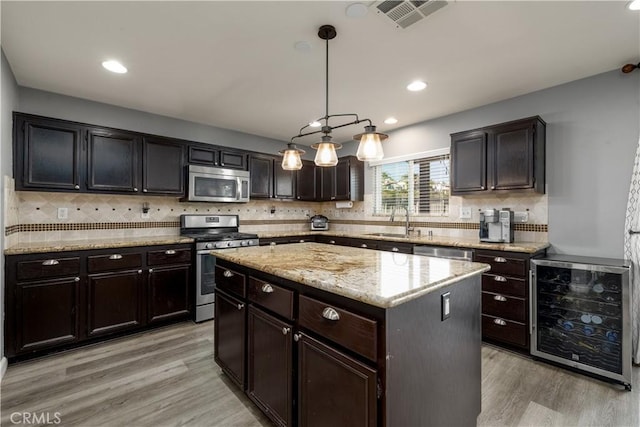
[336,201,353,209]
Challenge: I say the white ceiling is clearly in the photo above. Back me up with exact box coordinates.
[2,1,639,146]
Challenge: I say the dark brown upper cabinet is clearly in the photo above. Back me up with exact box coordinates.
[335,156,364,201]
[274,163,296,199]
[187,143,218,166]
[219,149,247,170]
[142,137,185,195]
[87,128,141,193]
[248,153,274,198]
[451,116,545,195]
[295,160,316,201]
[14,113,83,192]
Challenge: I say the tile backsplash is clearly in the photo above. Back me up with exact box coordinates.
[4,175,548,247]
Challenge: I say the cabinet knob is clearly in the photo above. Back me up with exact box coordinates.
[329,240,336,244]
[134,188,138,192]
[223,270,234,278]
[165,250,176,255]
[361,244,368,248]
[392,247,399,252]
[493,295,507,302]
[494,275,507,282]
[293,333,301,342]
[261,284,274,293]
[491,186,495,190]
[481,186,485,190]
[322,307,340,321]
[297,197,301,200]
[148,269,154,274]
[299,239,305,243]
[143,189,148,193]
[493,318,507,326]
[109,254,123,260]
[494,257,507,263]
[74,277,80,282]
[237,303,244,310]
[41,259,60,266]
[74,185,80,190]
[282,327,291,335]
[138,270,143,274]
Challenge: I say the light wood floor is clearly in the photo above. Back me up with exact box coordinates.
[1,322,638,427]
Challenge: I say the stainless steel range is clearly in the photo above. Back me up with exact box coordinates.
[180,214,259,322]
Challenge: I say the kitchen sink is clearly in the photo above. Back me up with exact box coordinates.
[365,233,408,238]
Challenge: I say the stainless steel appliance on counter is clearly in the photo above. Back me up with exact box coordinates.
[531,255,631,390]
[185,165,250,203]
[479,208,514,243]
[310,214,329,231]
[180,214,259,322]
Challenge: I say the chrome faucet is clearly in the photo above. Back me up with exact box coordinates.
[390,206,413,237]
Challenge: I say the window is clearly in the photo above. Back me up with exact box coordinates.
[372,151,450,216]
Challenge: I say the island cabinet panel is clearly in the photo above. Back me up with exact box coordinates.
[297,333,377,427]
[248,276,294,320]
[147,265,191,324]
[247,306,293,427]
[87,270,143,337]
[215,264,246,298]
[214,290,247,389]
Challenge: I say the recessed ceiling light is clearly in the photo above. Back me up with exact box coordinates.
[346,3,368,18]
[629,0,640,10]
[384,117,398,125]
[102,60,127,74]
[309,121,322,127]
[294,41,312,52]
[407,80,427,91]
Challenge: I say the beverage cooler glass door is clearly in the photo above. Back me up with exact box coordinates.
[531,257,631,389]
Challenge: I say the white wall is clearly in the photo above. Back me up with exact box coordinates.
[1,48,19,370]
[368,70,640,258]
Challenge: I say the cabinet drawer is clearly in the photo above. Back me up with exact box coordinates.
[17,257,80,281]
[147,248,192,266]
[298,294,377,361]
[481,292,526,323]
[215,265,246,299]
[482,274,526,298]
[88,253,142,273]
[248,277,294,320]
[376,241,413,254]
[475,253,526,277]
[482,315,528,348]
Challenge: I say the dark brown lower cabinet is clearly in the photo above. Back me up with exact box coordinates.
[87,270,143,337]
[16,277,80,353]
[297,333,377,427]
[247,306,292,427]
[147,265,191,324]
[214,290,246,389]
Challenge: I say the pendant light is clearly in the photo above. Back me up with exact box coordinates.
[285,24,389,169]
[279,143,305,170]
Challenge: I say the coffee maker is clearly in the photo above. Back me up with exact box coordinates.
[479,208,514,243]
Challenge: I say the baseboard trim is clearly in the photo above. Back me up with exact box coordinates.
[0,356,7,382]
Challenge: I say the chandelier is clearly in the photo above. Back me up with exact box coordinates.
[281,24,388,170]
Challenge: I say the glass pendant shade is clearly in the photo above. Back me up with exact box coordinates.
[279,143,305,170]
[356,133,384,161]
[313,142,339,167]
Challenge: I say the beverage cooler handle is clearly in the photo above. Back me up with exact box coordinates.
[529,268,535,336]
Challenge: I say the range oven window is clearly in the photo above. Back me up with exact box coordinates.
[199,253,216,296]
[194,176,237,199]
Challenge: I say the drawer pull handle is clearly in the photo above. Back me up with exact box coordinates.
[223,270,234,278]
[138,270,143,274]
[392,247,399,252]
[494,275,507,282]
[149,269,153,274]
[361,244,368,248]
[165,250,176,255]
[322,307,340,321]
[109,254,123,260]
[282,327,290,335]
[74,184,80,190]
[299,239,305,243]
[74,277,80,282]
[261,284,274,293]
[270,242,277,246]
[494,257,507,263]
[494,318,507,326]
[41,259,60,266]
[237,303,244,310]
[493,295,507,302]
[329,240,336,244]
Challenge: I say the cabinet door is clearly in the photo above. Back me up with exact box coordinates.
[247,306,292,427]
[335,157,351,200]
[490,121,535,191]
[295,160,316,201]
[147,265,191,324]
[16,277,81,353]
[451,131,487,194]
[142,137,185,195]
[214,290,247,388]
[319,166,336,201]
[87,270,143,337]
[219,149,247,170]
[297,333,377,427]
[249,154,274,198]
[274,164,295,199]
[188,144,218,166]
[87,129,140,192]
[17,115,82,191]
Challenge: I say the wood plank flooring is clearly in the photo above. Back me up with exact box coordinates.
[1,321,637,427]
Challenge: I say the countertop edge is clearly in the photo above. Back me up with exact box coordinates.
[4,236,195,255]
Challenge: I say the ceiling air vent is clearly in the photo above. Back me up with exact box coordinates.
[373,0,448,29]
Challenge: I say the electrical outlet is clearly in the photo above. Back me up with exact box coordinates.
[57,207,68,219]
[141,212,150,219]
[459,207,472,219]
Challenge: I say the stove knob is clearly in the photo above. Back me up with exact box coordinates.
[241,240,249,246]
[248,240,254,246]
[227,241,233,247]
[205,243,213,249]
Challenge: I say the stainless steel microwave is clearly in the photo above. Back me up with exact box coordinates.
[186,165,250,203]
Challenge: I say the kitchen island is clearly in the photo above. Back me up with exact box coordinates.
[211,242,490,427]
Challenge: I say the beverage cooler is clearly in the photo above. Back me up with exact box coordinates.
[530,255,632,390]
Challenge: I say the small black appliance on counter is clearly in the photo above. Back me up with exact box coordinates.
[310,215,329,231]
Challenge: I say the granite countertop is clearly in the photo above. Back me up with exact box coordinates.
[212,242,490,308]
[4,235,194,255]
[255,230,549,254]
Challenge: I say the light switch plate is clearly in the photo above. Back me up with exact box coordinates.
[57,207,68,219]
[459,207,472,219]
